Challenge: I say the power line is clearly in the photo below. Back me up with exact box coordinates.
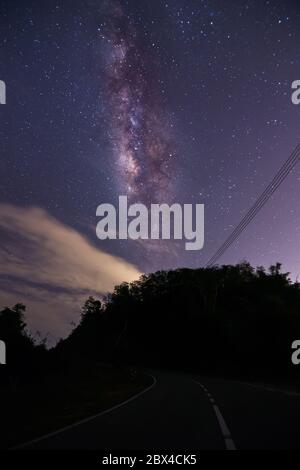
[206,144,300,267]
[206,143,300,267]
[206,144,300,266]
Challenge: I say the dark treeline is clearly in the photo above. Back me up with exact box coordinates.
[1,262,300,383]
[0,303,48,385]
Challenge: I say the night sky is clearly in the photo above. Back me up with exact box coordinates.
[1,0,300,342]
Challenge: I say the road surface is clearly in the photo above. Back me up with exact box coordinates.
[17,370,300,450]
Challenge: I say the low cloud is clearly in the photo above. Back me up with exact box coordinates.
[0,204,141,344]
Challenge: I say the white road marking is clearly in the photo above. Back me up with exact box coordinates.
[225,438,236,450]
[212,404,231,437]
[194,381,236,450]
[12,375,157,450]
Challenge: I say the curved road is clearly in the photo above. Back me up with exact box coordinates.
[18,370,300,450]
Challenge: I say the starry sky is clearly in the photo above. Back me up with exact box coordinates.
[1,0,300,341]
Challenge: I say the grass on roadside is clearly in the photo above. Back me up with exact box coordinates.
[1,363,152,449]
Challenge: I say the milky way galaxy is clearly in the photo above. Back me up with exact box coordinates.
[98,0,176,204]
[3,0,300,299]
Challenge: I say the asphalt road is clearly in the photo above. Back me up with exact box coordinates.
[18,370,300,450]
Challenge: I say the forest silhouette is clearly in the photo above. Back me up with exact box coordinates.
[1,261,299,383]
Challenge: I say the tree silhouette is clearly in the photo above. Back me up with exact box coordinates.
[59,262,299,377]
[0,303,47,384]
[2,262,300,381]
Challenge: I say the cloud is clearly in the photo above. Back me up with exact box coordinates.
[0,204,141,344]
[0,285,82,345]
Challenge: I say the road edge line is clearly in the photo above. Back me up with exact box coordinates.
[11,374,157,450]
